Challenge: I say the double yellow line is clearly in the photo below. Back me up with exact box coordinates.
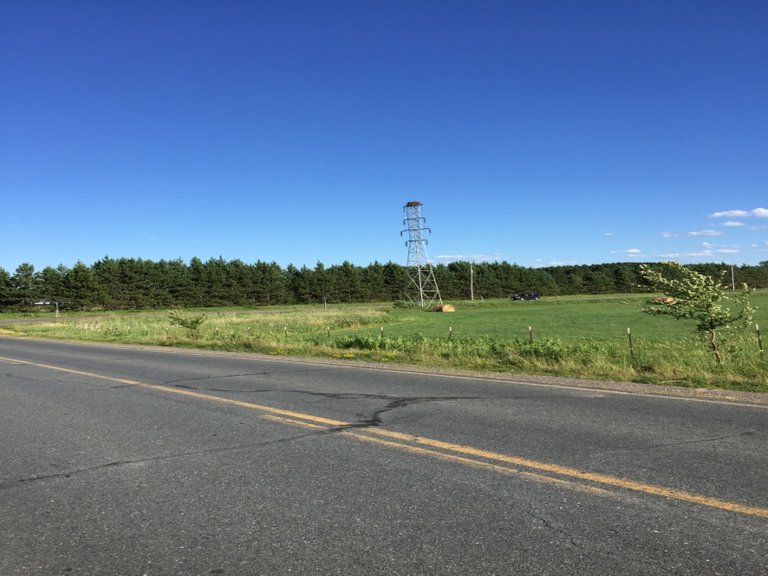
[3,354,767,519]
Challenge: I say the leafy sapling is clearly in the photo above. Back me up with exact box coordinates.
[639,262,754,364]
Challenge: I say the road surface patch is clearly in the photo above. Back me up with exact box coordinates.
[3,354,766,519]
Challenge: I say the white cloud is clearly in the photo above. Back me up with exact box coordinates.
[709,208,768,219]
[661,231,679,238]
[710,209,750,218]
[701,241,741,254]
[687,230,722,237]
[435,253,505,262]
[656,245,743,259]
[657,251,710,259]
[722,221,746,227]
[611,248,643,258]
[536,259,578,267]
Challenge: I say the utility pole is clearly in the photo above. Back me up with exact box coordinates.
[470,262,474,301]
[401,201,442,308]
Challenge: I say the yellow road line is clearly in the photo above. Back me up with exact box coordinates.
[261,414,328,430]
[362,428,768,518]
[3,354,767,519]
[260,414,612,496]
[347,430,613,496]
[0,355,347,426]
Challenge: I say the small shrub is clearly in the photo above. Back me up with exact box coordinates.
[167,311,207,339]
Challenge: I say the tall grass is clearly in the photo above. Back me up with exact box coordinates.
[2,295,766,392]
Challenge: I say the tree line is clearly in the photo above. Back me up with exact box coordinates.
[1,257,767,312]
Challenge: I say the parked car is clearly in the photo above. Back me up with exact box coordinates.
[512,292,540,301]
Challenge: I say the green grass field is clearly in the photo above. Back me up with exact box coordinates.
[355,294,698,341]
[2,291,766,392]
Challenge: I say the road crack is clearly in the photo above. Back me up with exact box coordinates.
[526,510,583,549]
[594,431,758,454]
[1,430,326,489]
[155,383,480,430]
[524,508,683,575]
[330,396,478,430]
[162,369,323,390]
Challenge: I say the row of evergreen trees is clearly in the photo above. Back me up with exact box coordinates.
[2,257,767,311]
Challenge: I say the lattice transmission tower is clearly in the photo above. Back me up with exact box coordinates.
[401,201,443,308]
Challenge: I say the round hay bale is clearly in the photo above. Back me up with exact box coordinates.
[652,296,678,305]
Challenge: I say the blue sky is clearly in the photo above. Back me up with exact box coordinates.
[1,1,766,273]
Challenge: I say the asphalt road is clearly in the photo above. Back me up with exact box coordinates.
[1,337,766,575]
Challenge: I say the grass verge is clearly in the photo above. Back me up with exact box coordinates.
[1,295,766,393]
